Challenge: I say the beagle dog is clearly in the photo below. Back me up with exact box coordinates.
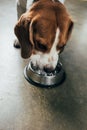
[14,0,73,71]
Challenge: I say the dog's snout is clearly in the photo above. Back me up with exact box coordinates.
[30,53,59,71]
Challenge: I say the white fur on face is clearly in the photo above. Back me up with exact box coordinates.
[30,28,60,70]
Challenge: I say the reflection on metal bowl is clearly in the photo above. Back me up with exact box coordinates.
[24,61,65,88]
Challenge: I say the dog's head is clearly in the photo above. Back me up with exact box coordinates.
[14,0,73,70]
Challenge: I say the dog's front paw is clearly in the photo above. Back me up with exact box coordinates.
[14,39,21,48]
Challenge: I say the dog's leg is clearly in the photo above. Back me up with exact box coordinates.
[14,39,21,48]
[17,0,27,19]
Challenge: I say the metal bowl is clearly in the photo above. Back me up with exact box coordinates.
[24,61,65,88]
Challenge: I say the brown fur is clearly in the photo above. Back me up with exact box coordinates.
[14,0,73,58]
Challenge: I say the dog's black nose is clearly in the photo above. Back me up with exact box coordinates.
[44,66,55,73]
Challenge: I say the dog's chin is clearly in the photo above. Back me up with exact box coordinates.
[30,53,59,71]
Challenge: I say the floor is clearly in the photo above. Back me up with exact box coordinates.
[0,0,87,130]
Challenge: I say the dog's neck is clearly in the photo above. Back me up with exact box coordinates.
[52,0,65,4]
[27,0,65,9]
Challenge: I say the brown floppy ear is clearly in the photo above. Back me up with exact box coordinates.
[14,15,33,58]
[66,19,73,41]
[57,18,74,50]
[55,3,74,51]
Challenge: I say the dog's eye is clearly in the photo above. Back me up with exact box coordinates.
[37,42,47,51]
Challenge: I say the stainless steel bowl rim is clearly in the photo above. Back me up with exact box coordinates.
[28,61,62,78]
[24,61,65,86]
